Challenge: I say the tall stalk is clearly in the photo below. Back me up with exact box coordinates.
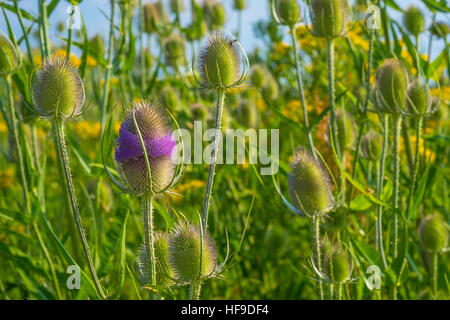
[290,26,315,158]
[201,89,225,233]
[392,115,402,259]
[313,215,324,300]
[142,191,156,299]
[376,115,388,269]
[138,0,147,94]
[431,252,438,297]
[53,118,106,299]
[14,1,33,63]
[66,4,75,57]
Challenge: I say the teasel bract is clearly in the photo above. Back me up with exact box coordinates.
[288,146,335,299]
[419,215,448,297]
[31,51,105,298]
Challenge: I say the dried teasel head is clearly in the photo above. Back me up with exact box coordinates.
[374,59,409,114]
[288,146,335,216]
[419,215,448,253]
[0,32,20,77]
[272,0,302,26]
[309,0,349,38]
[114,100,176,195]
[168,222,217,283]
[194,31,248,90]
[32,52,85,119]
[403,6,424,37]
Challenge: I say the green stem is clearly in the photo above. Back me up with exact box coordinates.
[66,5,75,57]
[406,117,423,214]
[376,115,388,269]
[39,0,51,58]
[313,215,324,300]
[432,252,438,297]
[426,14,436,81]
[142,192,156,299]
[14,0,33,64]
[189,278,202,300]
[290,26,315,158]
[401,120,414,174]
[201,89,225,233]
[139,0,147,93]
[392,115,402,259]
[53,118,106,299]
[100,0,116,130]
[336,283,343,300]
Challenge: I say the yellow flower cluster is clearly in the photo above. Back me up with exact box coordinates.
[171,179,206,202]
[0,167,14,189]
[74,121,101,140]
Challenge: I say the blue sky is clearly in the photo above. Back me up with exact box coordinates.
[0,0,447,59]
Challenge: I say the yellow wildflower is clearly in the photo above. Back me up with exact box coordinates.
[0,167,14,189]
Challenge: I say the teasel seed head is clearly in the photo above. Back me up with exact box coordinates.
[333,110,356,151]
[275,0,302,26]
[406,79,432,117]
[360,130,382,162]
[138,231,174,286]
[235,99,258,128]
[163,34,186,68]
[324,245,352,283]
[288,146,335,216]
[309,0,349,38]
[114,100,176,195]
[250,64,266,88]
[196,31,246,90]
[0,32,20,77]
[233,0,246,11]
[32,52,85,119]
[168,222,217,283]
[261,74,279,101]
[430,22,449,38]
[403,6,424,37]
[204,1,226,30]
[323,206,348,231]
[419,215,448,253]
[374,59,409,114]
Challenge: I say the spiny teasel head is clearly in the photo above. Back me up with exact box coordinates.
[332,109,356,151]
[360,130,382,162]
[323,245,352,283]
[196,31,246,90]
[32,52,85,119]
[274,0,301,26]
[168,222,217,283]
[374,59,409,114]
[250,64,266,89]
[235,99,258,128]
[114,100,176,195]
[163,34,186,68]
[323,206,348,231]
[430,21,449,38]
[288,146,335,216]
[309,0,349,38]
[406,79,432,117]
[0,32,20,77]
[170,0,184,16]
[138,231,174,286]
[261,73,279,101]
[419,215,448,253]
[204,0,226,30]
[233,0,246,11]
[403,6,424,37]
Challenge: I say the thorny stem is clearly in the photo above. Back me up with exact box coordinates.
[201,89,225,234]
[392,115,402,259]
[290,26,315,159]
[432,252,438,297]
[406,117,423,217]
[189,278,202,300]
[100,0,116,131]
[14,0,33,63]
[53,119,106,299]
[426,14,436,81]
[336,283,343,300]
[66,5,75,57]
[313,215,324,300]
[139,0,147,93]
[142,191,156,300]
[376,115,388,269]
[39,0,51,58]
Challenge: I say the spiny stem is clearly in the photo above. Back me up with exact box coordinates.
[100,0,116,130]
[392,115,402,260]
[201,89,225,234]
[53,119,106,299]
[376,115,388,269]
[142,191,156,300]
[290,26,315,158]
[189,278,202,300]
[139,0,147,93]
[432,252,438,297]
[313,215,324,300]
[39,0,51,58]
[336,283,343,300]
[66,4,75,57]
[14,0,33,63]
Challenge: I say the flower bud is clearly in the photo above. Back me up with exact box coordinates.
[324,245,351,283]
[32,52,84,118]
[288,146,335,216]
[276,0,301,26]
[430,22,449,38]
[375,59,409,114]
[335,110,356,151]
[164,34,186,68]
[235,99,258,128]
[168,223,217,282]
[310,0,349,38]
[234,0,246,11]
[0,32,20,77]
[419,215,448,252]
[197,31,241,89]
[360,130,382,161]
[406,80,432,116]
[114,101,176,194]
[403,6,424,37]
